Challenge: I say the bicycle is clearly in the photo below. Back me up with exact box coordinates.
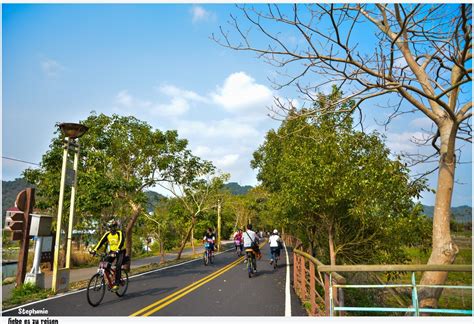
[234,241,243,257]
[86,252,129,307]
[245,248,257,278]
[270,248,280,270]
[203,242,214,266]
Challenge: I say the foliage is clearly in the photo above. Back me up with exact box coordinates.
[23,113,190,257]
[6,283,51,307]
[252,88,430,265]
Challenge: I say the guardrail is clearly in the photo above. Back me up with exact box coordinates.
[293,249,346,315]
[318,264,472,316]
[282,235,472,316]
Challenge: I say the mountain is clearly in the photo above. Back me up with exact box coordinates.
[422,205,472,223]
[145,190,166,213]
[224,182,253,195]
[2,178,35,220]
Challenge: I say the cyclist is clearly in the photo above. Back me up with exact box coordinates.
[90,220,126,292]
[269,229,283,265]
[203,227,216,256]
[233,229,244,255]
[243,224,261,272]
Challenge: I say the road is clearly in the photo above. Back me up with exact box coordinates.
[2,244,307,316]
[2,244,212,301]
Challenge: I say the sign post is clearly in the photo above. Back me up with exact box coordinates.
[15,188,35,287]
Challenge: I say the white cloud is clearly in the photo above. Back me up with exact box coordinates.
[385,131,427,154]
[41,58,64,77]
[115,90,152,108]
[158,84,208,103]
[215,154,240,168]
[191,5,216,23]
[150,84,208,117]
[153,97,190,117]
[410,117,435,130]
[211,72,274,113]
[175,119,260,140]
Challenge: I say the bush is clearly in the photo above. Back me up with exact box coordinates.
[8,283,50,306]
[71,251,95,268]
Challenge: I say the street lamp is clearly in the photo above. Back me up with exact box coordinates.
[52,122,88,293]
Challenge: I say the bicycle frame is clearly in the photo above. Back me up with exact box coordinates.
[97,254,117,289]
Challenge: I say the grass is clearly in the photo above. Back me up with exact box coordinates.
[2,283,53,309]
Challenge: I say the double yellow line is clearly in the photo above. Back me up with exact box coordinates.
[131,256,244,316]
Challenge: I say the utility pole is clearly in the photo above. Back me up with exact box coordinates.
[217,199,221,252]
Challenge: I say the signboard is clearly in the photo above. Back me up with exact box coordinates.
[41,236,53,252]
[55,268,70,293]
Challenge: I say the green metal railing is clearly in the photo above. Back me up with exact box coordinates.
[285,237,473,317]
[318,264,472,316]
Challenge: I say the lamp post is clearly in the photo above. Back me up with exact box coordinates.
[217,199,221,252]
[52,123,88,293]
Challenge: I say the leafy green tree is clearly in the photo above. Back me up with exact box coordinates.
[252,88,430,265]
[24,113,188,257]
[156,151,229,259]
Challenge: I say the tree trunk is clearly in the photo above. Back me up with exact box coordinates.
[125,202,142,258]
[191,226,195,255]
[176,218,195,260]
[328,223,336,266]
[159,234,166,264]
[419,122,459,309]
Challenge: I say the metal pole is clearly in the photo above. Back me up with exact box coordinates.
[217,199,221,252]
[65,142,79,269]
[411,272,419,316]
[329,273,334,316]
[32,237,43,274]
[52,137,70,293]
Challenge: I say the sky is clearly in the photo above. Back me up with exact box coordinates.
[2,4,472,207]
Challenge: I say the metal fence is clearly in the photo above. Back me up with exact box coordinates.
[282,235,472,316]
[318,263,472,316]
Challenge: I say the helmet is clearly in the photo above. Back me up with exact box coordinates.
[108,220,118,230]
[273,229,278,234]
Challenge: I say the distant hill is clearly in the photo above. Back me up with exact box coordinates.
[422,205,472,223]
[224,182,253,195]
[2,178,35,221]
[2,179,165,217]
[145,190,166,213]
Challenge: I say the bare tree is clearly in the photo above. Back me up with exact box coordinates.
[213,3,472,308]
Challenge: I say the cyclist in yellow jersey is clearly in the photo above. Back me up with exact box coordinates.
[90,220,126,292]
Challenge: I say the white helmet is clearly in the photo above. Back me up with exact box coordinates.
[273,229,278,234]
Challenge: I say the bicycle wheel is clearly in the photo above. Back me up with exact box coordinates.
[115,270,129,297]
[210,252,214,264]
[247,253,253,278]
[203,251,209,266]
[87,273,106,307]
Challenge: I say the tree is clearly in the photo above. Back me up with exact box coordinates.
[252,88,430,267]
[156,150,229,259]
[143,198,185,264]
[215,4,471,307]
[24,113,189,258]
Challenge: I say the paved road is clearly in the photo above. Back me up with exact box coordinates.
[2,244,307,316]
[2,243,216,300]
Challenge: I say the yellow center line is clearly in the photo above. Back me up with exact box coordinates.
[140,256,244,316]
[130,256,243,317]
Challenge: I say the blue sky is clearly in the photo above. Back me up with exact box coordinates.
[2,4,472,207]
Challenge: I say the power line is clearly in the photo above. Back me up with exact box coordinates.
[2,156,40,166]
